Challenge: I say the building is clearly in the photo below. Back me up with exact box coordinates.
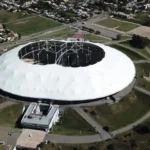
[14,129,45,150]
[21,103,59,131]
[0,40,135,104]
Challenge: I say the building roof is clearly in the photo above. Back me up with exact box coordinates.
[16,129,45,149]
[0,40,135,101]
[21,103,58,125]
[73,34,84,39]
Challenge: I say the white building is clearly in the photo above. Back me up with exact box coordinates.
[0,40,135,104]
[21,103,59,132]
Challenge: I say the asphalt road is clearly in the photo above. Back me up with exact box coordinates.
[83,23,119,39]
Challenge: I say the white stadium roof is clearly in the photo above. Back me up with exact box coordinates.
[0,40,135,101]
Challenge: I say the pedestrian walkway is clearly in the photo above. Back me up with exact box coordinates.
[133,60,150,64]
[45,134,102,143]
[134,86,150,96]
[73,107,112,140]
[145,47,150,55]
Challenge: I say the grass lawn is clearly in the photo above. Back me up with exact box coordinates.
[40,28,77,39]
[85,33,111,41]
[0,97,6,104]
[84,90,150,131]
[96,18,139,32]
[41,141,131,150]
[41,118,150,150]
[114,12,149,25]
[116,117,150,150]
[110,44,144,60]
[0,10,29,23]
[0,103,23,127]
[50,108,96,135]
[136,63,150,91]
[7,16,61,35]
[121,42,150,58]
[0,147,5,150]
[120,36,131,40]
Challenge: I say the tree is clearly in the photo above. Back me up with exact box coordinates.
[130,34,149,48]
[116,34,121,40]
[18,33,21,40]
[103,126,110,132]
[133,124,150,134]
[95,31,101,35]
[88,145,97,150]
[73,147,78,150]
[2,24,6,29]
[90,110,96,116]
[130,140,137,149]
[106,144,114,150]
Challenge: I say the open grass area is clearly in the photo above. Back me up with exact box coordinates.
[7,16,61,35]
[0,147,5,150]
[96,18,139,32]
[0,103,23,127]
[136,63,150,91]
[0,10,29,23]
[114,12,149,26]
[42,118,150,150]
[84,90,150,131]
[0,97,6,104]
[85,33,111,41]
[121,42,150,58]
[110,44,144,60]
[50,108,96,135]
[41,141,132,150]
[40,28,77,39]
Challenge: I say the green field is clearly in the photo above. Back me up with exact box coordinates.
[136,63,150,91]
[50,108,96,135]
[40,28,77,39]
[0,10,30,23]
[121,42,150,58]
[84,90,150,131]
[41,117,150,150]
[0,97,6,104]
[114,12,149,26]
[110,44,144,60]
[7,16,61,35]
[0,103,23,127]
[0,147,5,150]
[96,18,139,32]
[85,33,111,41]
[41,141,131,150]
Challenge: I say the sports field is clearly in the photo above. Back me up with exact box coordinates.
[96,18,139,32]
[7,16,61,35]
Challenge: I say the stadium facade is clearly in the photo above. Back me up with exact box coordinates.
[0,40,136,104]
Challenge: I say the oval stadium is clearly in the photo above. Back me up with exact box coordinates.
[0,40,136,104]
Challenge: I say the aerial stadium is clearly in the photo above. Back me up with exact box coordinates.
[0,40,136,104]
